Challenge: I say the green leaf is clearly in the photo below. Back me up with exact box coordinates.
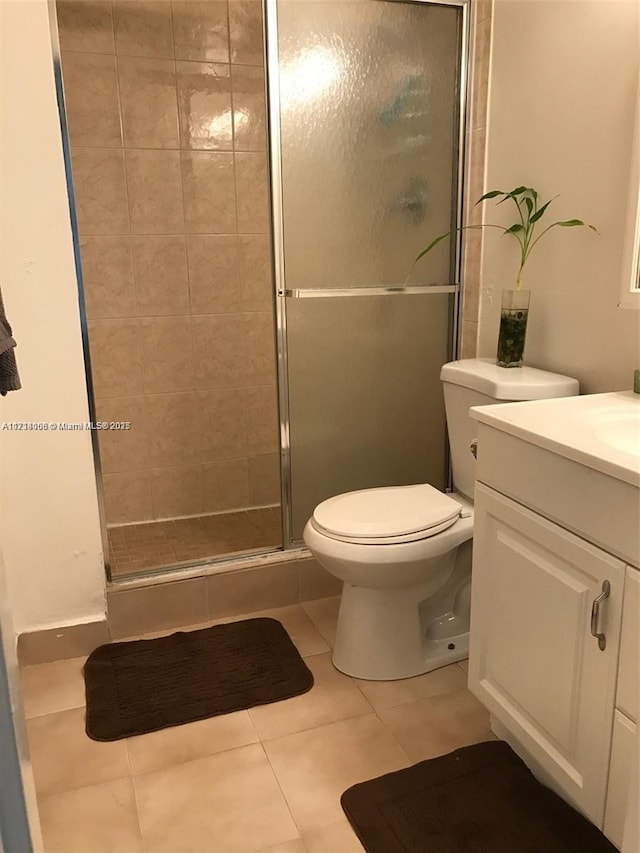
[476,190,505,204]
[530,199,553,223]
[497,186,530,206]
[503,223,525,234]
[555,219,585,226]
[524,197,534,216]
[415,231,451,262]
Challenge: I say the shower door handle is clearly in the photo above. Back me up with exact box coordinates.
[281,284,459,298]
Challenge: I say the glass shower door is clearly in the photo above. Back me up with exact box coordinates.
[270,0,465,541]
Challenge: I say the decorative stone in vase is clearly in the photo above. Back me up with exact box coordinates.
[496,289,530,368]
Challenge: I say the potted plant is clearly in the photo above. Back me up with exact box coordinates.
[415,186,597,367]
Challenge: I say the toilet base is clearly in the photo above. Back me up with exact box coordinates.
[331,554,472,681]
[332,631,469,681]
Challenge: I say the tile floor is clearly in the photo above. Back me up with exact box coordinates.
[22,596,494,853]
[108,507,282,577]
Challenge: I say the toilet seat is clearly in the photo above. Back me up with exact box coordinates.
[311,484,465,545]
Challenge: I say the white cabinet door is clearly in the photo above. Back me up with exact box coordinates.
[617,567,639,722]
[469,484,625,825]
[604,710,637,849]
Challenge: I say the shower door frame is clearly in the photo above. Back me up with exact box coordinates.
[47,1,113,580]
[264,0,472,549]
[49,0,471,580]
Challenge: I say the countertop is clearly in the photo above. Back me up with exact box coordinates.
[471,391,640,488]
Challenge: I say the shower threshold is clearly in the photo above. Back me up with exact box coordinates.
[107,506,282,579]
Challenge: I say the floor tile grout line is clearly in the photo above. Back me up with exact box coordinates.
[123,736,147,848]
[245,703,262,743]
[338,668,418,767]
[292,601,474,767]
[34,772,134,805]
[22,659,467,726]
[255,708,376,749]
[350,667,472,715]
[74,684,489,791]
[368,703,414,769]
[299,598,341,649]
[257,739,307,847]
[23,700,85,722]
[110,602,299,644]
[21,654,88,673]
[124,726,261,781]
[256,710,404,850]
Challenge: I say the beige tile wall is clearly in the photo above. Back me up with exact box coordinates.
[57,0,280,525]
[17,554,343,662]
[107,556,342,639]
[459,0,492,358]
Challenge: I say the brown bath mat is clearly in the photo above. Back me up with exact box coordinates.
[341,740,617,853]
[84,618,314,741]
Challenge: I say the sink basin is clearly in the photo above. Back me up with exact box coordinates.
[595,414,640,457]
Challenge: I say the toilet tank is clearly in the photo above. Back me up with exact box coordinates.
[441,358,579,501]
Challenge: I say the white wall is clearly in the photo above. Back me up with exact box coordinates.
[0,0,106,633]
[0,534,43,851]
[478,0,640,392]
[0,411,43,849]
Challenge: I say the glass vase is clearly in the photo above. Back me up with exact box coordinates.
[496,289,531,368]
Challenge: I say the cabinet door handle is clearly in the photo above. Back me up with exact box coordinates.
[470,439,478,459]
[590,579,610,651]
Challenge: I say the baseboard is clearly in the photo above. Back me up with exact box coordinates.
[18,556,343,663]
[17,619,109,666]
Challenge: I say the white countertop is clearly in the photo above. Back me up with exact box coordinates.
[471,391,640,488]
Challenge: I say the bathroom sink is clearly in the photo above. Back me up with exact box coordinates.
[594,413,640,457]
[471,390,640,487]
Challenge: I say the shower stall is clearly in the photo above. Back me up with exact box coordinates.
[52,0,468,579]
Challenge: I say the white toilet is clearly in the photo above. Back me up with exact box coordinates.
[303,358,579,681]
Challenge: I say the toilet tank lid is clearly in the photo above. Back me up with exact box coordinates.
[440,358,579,401]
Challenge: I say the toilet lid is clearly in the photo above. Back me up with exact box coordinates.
[312,484,462,540]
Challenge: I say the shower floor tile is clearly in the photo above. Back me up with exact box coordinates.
[24,599,488,853]
[107,506,282,577]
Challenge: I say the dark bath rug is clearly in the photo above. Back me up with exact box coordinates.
[341,740,617,853]
[84,617,314,741]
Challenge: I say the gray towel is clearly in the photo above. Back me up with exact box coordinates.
[0,287,21,395]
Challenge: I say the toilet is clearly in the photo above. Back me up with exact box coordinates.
[303,358,579,681]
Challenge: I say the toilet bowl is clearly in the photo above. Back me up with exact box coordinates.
[303,358,580,681]
[304,485,474,680]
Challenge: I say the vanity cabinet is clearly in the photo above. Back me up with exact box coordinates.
[617,568,639,723]
[605,710,637,846]
[468,405,640,848]
[604,568,639,847]
[469,483,624,825]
